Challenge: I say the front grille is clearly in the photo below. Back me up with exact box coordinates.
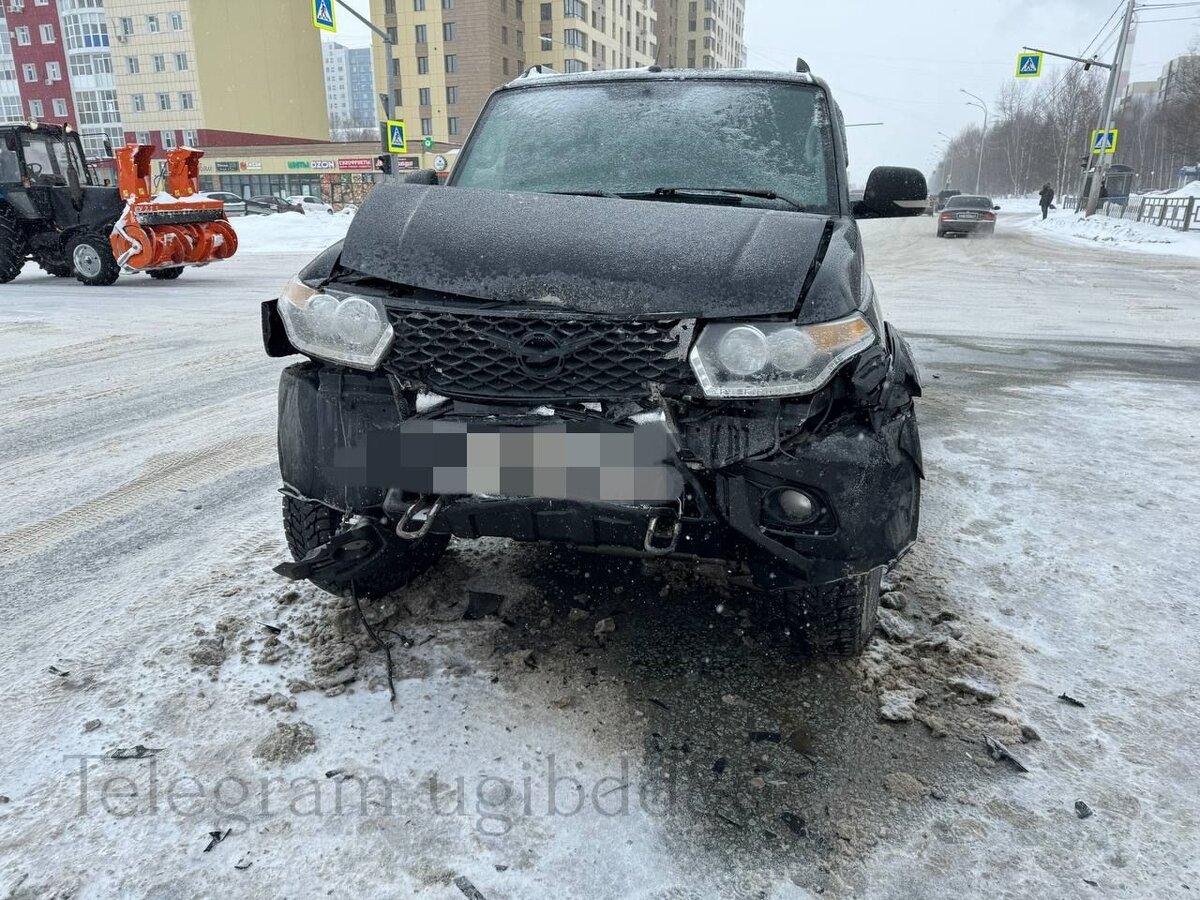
[385,307,695,401]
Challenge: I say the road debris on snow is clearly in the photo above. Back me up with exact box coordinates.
[109,745,163,760]
[984,735,1029,773]
[1075,800,1093,819]
[252,722,316,764]
[1058,692,1086,708]
[454,875,490,900]
[203,829,231,853]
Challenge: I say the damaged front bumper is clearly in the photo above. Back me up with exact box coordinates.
[274,322,922,584]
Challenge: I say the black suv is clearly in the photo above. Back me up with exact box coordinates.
[263,66,927,656]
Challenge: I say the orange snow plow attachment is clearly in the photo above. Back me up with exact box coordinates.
[109,145,238,273]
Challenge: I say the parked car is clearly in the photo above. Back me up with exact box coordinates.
[263,66,927,657]
[936,194,1001,237]
[247,196,304,215]
[934,189,961,211]
[285,195,334,215]
[198,191,247,217]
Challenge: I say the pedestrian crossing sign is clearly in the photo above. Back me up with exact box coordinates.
[1016,51,1043,78]
[312,0,336,32]
[387,120,408,154]
[1091,129,1118,155]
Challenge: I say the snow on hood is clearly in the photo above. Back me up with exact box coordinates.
[339,184,835,317]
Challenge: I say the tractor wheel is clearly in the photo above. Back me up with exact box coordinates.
[69,233,121,286]
[148,267,184,280]
[37,258,73,278]
[0,204,25,284]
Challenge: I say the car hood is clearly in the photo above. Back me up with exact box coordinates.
[338,184,837,318]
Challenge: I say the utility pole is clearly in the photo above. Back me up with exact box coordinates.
[961,89,989,194]
[332,0,401,181]
[1084,0,1136,216]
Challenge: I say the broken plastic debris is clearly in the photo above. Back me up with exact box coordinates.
[1058,692,1086,708]
[454,876,489,900]
[110,745,163,760]
[203,829,231,853]
[1075,800,1093,819]
[984,735,1028,773]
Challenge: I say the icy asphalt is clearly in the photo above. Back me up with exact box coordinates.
[0,206,1198,899]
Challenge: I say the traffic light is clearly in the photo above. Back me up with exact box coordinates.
[375,154,392,175]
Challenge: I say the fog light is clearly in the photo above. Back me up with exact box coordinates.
[777,489,816,522]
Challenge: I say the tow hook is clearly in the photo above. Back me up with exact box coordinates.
[273,520,385,583]
[644,498,684,556]
[396,494,443,540]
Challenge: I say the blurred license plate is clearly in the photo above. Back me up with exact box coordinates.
[959,212,979,219]
[333,420,685,503]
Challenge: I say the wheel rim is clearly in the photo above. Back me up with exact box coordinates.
[73,243,103,278]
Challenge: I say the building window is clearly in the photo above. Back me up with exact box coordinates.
[416,56,428,75]
[443,21,455,41]
[442,0,454,7]
[448,116,459,135]
[181,92,194,110]
[22,64,37,83]
[563,28,586,49]
[147,14,160,33]
[126,57,139,74]
[183,129,198,146]
[15,27,31,46]
[414,24,426,44]
[132,94,145,112]
[46,61,61,82]
[161,130,176,149]
[445,54,457,72]
[384,0,395,11]
[170,12,183,30]
[516,0,523,15]
[117,17,133,35]
[501,25,508,44]
[135,131,149,145]
[502,57,509,75]
[413,0,425,9]
[29,100,44,118]
[564,58,587,73]
[419,87,431,105]
[53,98,68,117]
[39,23,55,43]
[158,93,171,110]
[152,55,165,73]
[540,2,551,20]
[516,30,524,48]
[501,0,507,11]
[421,116,432,135]
[564,0,585,19]
[393,87,402,108]
[446,85,457,104]
[175,52,188,71]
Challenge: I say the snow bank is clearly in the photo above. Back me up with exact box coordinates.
[230,210,352,253]
[1163,180,1200,199]
[1027,210,1200,257]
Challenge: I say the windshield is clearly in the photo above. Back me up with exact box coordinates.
[21,132,89,185]
[946,195,992,210]
[452,79,840,214]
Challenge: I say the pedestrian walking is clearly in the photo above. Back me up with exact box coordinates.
[1039,183,1055,220]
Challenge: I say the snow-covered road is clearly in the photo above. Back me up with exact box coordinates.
[0,210,1198,899]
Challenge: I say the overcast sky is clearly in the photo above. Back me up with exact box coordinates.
[329,0,1199,183]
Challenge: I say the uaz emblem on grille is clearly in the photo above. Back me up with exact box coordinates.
[484,330,597,380]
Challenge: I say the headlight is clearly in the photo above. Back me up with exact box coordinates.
[277,277,394,370]
[689,313,876,398]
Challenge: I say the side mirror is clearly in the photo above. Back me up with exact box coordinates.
[852,166,929,219]
[404,168,440,185]
[993,205,1001,211]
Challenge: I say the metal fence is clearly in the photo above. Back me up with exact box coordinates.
[1135,196,1197,232]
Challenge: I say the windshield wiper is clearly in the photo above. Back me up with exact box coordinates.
[630,187,807,212]
[547,189,621,199]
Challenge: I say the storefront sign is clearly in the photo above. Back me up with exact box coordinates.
[396,156,421,170]
[215,161,240,173]
[287,161,311,170]
[338,157,375,171]
[309,160,336,170]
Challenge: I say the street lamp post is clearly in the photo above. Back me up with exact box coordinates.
[961,89,989,195]
[937,132,954,188]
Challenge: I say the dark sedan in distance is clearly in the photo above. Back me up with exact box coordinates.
[247,196,305,215]
[936,194,1000,237]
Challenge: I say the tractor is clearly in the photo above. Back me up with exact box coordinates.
[0,122,237,286]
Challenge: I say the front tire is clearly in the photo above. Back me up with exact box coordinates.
[69,233,120,286]
[149,266,184,280]
[282,495,449,598]
[786,569,883,657]
[0,205,25,284]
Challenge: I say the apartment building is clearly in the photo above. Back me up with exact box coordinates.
[654,0,746,71]
[104,0,328,153]
[369,0,657,148]
[324,40,376,131]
